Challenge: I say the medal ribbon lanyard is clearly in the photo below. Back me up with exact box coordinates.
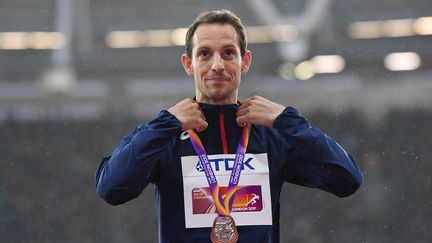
[188,125,250,216]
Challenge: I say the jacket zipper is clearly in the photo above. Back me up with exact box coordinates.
[219,111,229,154]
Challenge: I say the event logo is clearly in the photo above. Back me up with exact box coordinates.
[195,157,255,172]
[180,131,189,140]
[192,186,263,214]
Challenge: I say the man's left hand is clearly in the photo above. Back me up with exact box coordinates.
[236,95,285,128]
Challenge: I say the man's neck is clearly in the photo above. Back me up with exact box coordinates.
[195,96,237,105]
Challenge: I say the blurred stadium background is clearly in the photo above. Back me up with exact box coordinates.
[1,0,431,242]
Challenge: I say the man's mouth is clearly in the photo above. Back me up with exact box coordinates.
[206,75,230,81]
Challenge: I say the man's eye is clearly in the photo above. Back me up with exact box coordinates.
[200,50,209,57]
[224,49,233,56]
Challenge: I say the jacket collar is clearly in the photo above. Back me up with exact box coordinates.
[193,97,240,111]
[199,102,239,111]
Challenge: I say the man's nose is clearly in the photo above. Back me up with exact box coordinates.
[211,54,224,72]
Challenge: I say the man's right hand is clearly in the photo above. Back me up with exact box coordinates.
[167,98,208,132]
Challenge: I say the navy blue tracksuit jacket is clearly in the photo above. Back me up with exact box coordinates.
[96,103,363,243]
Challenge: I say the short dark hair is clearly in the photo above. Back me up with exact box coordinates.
[185,9,247,59]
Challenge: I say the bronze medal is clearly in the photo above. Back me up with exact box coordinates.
[188,128,250,243]
[210,216,238,243]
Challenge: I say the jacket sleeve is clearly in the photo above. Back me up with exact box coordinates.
[274,107,363,197]
[95,110,182,205]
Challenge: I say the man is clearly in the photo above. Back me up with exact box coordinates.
[96,9,363,243]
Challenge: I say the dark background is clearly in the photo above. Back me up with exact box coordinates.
[1,0,431,242]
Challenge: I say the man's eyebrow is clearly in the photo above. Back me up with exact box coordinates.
[222,44,237,49]
[195,46,210,53]
[196,45,210,50]
[197,44,237,50]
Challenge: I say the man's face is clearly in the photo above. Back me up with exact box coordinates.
[181,23,251,104]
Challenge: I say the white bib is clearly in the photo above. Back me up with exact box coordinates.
[181,153,273,228]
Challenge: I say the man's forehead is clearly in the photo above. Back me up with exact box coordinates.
[193,23,239,47]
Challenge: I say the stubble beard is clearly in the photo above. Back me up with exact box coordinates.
[197,84,238,104]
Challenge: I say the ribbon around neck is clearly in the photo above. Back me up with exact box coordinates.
[188,125,250,216]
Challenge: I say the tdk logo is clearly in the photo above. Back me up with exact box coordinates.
[195,157,255,172]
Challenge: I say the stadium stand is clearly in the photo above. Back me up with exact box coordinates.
[1,0,432,242]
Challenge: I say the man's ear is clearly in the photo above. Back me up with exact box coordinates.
[241,50,252,74]
[181,54,194,76]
